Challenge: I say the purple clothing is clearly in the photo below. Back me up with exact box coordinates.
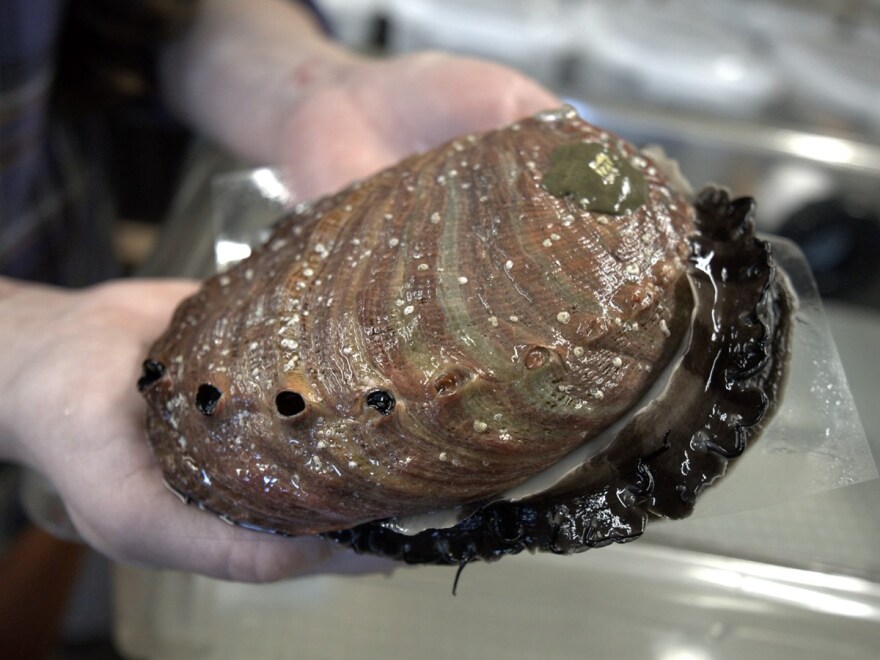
[1,0,129,284]
[0,0,331,285]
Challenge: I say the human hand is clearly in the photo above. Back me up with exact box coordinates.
[161,0,557,199]
[276,51,560,201]
[0,278,394,581]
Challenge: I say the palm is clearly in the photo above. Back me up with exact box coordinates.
[278,53,559,201]
[5,281,390,581]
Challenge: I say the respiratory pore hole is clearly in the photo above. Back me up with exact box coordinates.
[196,384,222,415]
[366,390,395,415]
[276,390,306,417]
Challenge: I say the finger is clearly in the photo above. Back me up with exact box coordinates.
[67,447,396,582]
[85,279,200,321]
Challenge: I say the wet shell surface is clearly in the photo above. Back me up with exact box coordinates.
[140,107,791,564]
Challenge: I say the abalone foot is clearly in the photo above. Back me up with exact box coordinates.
[322,187,793,565]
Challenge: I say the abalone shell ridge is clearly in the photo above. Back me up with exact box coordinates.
[142,108,695,535]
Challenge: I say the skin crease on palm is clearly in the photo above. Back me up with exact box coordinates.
[0,1,559,582]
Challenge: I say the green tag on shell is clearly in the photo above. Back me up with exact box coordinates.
[542,142,647,215]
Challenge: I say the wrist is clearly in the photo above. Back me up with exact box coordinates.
[0,279,88,468]
[159,0,365,165]
[262,47,366,166]
[0,278,29,463]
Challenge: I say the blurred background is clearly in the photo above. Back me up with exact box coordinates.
[3,1,880,658]
[133,0,880,311]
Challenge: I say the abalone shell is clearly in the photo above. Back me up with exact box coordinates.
[140,107,790,563]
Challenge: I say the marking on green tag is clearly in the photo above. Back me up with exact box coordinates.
[542,143,647,215]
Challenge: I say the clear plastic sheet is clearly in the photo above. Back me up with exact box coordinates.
[211,167,878,521]
[211,168,297,271]
[695,236,877,516]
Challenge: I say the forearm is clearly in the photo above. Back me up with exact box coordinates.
[0,278,28,463]
[159,0,363,165]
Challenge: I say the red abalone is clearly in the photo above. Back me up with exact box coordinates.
[140,107,790,564]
